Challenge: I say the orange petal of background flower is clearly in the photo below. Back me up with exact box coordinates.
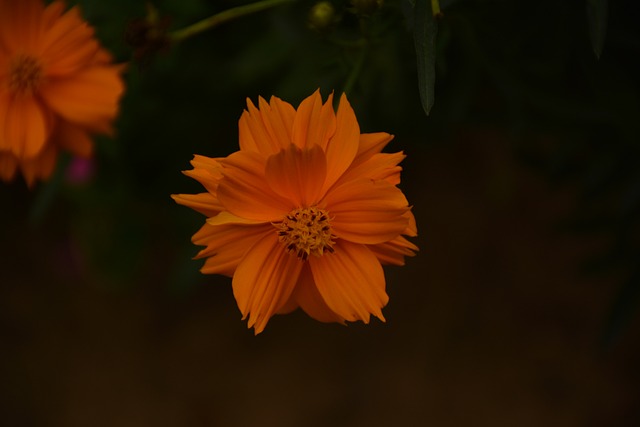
[0,151,18,182]
[41,0,65,29]
[310,240,388,323]
[291,90,336,149]
[194,222,273,277]
[20,141,57,187]
[0,54,7,83]
[40,7,99,76]
[320,93,359,194]
[55,120,93,157]
[233,233,304,334]
[39,65,124,134]
[217,151,292,221]
[265,144,327,206]
[0,0,44,52]
[4,95,48,158]
[0,95,9,151]
[324,178,409,244]
[90,48,114,66]
[295,265,346,324]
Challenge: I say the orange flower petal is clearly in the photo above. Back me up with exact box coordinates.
[4,95,48,158]
[0,54,7,82]
[194,222,273,277]
[291,90,336,149]
[0,0,44,53]
[404,210,418,237]
[238,99,280,155]
[357,132,394,160]
[238,110,261,154]
[190,154,223,171]
[237,96,297,156]
[233,233,304,334]
[41,1,65,29]
[0,2,16,51]
[310,240,388,323]
[258,96,294,151]
[90,48,114,66]
[0,151,18,182]
[217,150,292,221]
[20,141,57,187]
[265,143,327,207]
[171,193,222,217]
[324,178,409,244]
[39,65,124,134]
[275,292,299,315]
[366,210,418,265]
[183,155,223,195]
[295,265,346,323]
[368,236,419,266]
[40,6,99,76]
[320,93,359,194]
[0,94,9,151]
[337,151,405,188]
[269,95,296,138]
[206,211,266,226]
[54,120,93,157]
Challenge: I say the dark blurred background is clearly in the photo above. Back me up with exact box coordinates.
[2,0,640,425]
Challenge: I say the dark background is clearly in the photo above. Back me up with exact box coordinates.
[1,0,639,425]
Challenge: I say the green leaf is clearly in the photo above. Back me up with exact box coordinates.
[586,0,608,59]
[413,0,438,115]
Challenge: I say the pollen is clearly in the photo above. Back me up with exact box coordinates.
[9,54,43,94]
[276,207,336,261]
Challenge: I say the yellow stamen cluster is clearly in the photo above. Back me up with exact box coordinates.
[276,207,335,261]
[9,54,43,94]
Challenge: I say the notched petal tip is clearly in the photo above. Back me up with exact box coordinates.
[310,241,388,324]
[233,233,303,334]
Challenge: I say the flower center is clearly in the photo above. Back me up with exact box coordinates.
[276,207,335,261]
[9,54,43,94]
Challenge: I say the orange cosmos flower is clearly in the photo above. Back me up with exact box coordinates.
[173,90,418,334]
[0,0,125,185]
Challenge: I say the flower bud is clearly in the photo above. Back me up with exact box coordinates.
[308,1,336,32]
[124,3,171,64]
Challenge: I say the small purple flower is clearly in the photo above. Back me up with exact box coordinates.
[65,156,95,185]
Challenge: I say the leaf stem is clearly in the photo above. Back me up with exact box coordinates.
[168,0,294,43]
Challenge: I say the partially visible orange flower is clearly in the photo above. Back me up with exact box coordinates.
[173,90,418,334]
[0,0,125,186]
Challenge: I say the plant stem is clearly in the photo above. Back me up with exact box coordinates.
[342,47,367,97]
[169,0,294,43]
